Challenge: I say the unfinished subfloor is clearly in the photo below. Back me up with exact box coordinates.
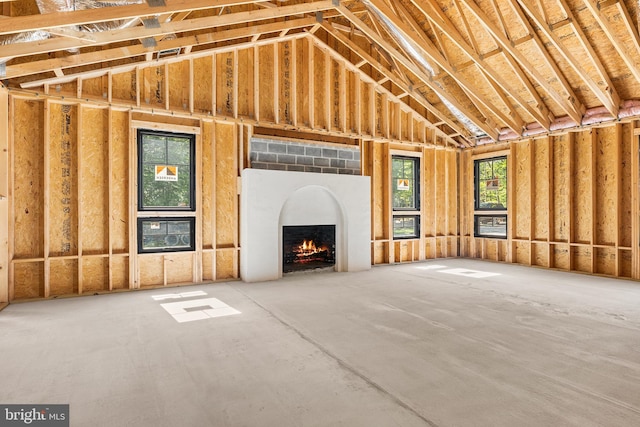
[2,259,640,426]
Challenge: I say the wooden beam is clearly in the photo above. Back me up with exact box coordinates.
[321,24,470,145]
[336,4,498,140]
[582,0,640,84]
[368,0,522,134]
[0,0,270,36]
[0,87,8,303]
[515,0,620,116]
[0,2,334,62]
[459,0,584,124]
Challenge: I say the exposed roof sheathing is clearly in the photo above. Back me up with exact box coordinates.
[1,0,639,147]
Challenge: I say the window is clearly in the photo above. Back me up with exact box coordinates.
[138,130,195,211]
[392,156,419,210]
[474,156,507,238]
[138,217,195,253]
[392,156,420,239]
[138,129,196,254]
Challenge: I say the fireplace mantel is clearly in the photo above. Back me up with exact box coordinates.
[240,169,371,282]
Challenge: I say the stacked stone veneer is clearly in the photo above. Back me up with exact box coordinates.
[249,137,361,175]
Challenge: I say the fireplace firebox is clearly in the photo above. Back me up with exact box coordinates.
[282,225,336,273]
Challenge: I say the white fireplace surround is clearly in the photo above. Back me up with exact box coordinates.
[240,169,371,282]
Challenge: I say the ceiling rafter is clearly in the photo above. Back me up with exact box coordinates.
[365,0,524,135]
[410,0,549,130]
[582,0,640,85]
[515,0,620,116]
[321,22,471,146]
[0,0,269,36]
[8,17,316,81]
[459,0,584,124]
[335,4,500,139]
[322,23,470,147]
[0,1,336,63]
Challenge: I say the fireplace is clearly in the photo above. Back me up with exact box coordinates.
[283,225,336,273]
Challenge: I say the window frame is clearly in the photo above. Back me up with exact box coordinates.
[137,217,196,253]
[474,214,508,239]
[137,129,196,212]
[473,155,508,239]
[391,154,421,240]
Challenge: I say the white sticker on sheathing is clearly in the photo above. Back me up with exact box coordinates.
[438,268,501,278]
[160,298,241,323]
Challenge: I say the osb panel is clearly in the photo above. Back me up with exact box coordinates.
[279,41,294,125]
[329,60,343,132]
[193,56,213,113]
[372,143,385,240]
[237,48,255,119]
[110,110,129,253]
[13,99,44,258]
[375,92,384,137]
[139,255,163,287]
[553,244,570,270]
[425,237,436,259]
[215,249,235,280]
[295,38,310,127]
[446,151,457,236]
[594,126,617,246]
[485,239,497,260]
[594,247,616,276]
[82,76,107,99]
[111,70,137,103]
[532,243,549,268]
[82,257,108,292]
[572,131,592,244]
[347,73,358,133]
[215,123,237,248]
[201,122,214,249]
[361,82,372,136]
[110,256,129,290]
[619,123,632,247]
[216,51,235,117]
[49,259,78,296]
[497,240,507,262]
[80,107,108,254]
[435,150,446,236]
[202,251,214,281]
[258,46,275,122]
[143,66,165,106]
[313,46,326,130]
[435,237,445,258]
[373,241,387,264]
[13,262,44,299]
[571,246,592,273]
[514,241,530,265]
[513,141,530,240]
[422,148,438,237]
[388,104,398,141]
[552,135,569,242]
[533,138,549,241]
[166,253,194,284]
[168,61,189,111]
[619,250,632,278]
[48,103,78,257]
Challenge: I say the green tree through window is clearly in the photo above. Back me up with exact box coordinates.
[475,157,507,210]
[139,132,194,210]
[392,157,419,209]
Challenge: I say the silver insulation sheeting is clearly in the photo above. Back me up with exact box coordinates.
[1,0,144,47]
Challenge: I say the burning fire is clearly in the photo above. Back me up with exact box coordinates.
[298,239,320,256]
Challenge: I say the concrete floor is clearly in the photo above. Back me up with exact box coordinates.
[2,259,640,426]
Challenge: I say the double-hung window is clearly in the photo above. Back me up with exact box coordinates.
[137,129,196,253]
[474,156,507,238]
[392,155,420,239]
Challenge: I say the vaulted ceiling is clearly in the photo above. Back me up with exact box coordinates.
[1,0,639,147]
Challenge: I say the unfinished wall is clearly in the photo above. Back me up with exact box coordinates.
[461,121,640,280]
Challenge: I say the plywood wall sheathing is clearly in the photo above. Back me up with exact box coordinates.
[258,46,275,123]
[139,255,163,288]
[0,88,8,303]
[110,111,129,254]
